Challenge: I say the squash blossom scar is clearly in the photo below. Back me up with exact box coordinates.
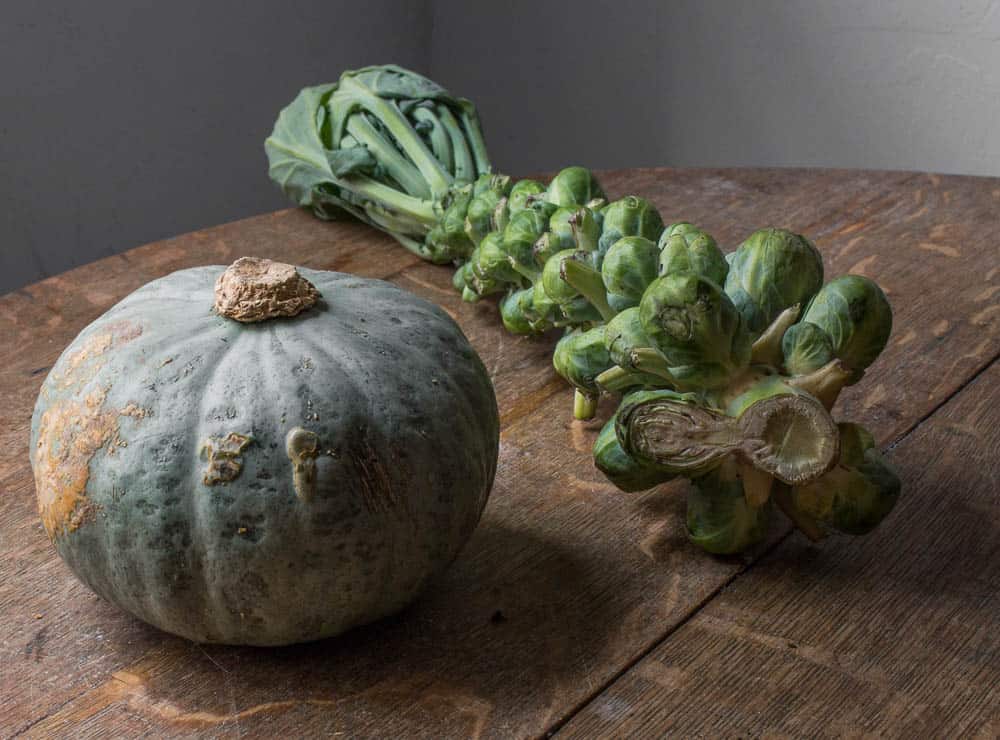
[201,433,253,485]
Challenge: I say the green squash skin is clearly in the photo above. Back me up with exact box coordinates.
[30,266,499,646]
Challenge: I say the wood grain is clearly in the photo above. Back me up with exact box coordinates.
[1,168,997,738]
[559,359,1000,738]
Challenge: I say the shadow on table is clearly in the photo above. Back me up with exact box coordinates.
[115,517,631,734]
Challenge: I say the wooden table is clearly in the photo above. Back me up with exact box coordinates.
[2,168,997,738]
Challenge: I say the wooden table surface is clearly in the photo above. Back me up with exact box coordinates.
[1,168,997,738]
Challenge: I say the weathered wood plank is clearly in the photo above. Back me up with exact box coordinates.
[560,359,1000,738]
[1,168,997,738]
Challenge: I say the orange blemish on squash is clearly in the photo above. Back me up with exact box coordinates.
[59,321,143,389]
[34,320,146,540]
[34,389,148,539]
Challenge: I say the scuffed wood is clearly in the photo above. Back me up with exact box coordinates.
[1,168,998,738]
[560,361,1000,738]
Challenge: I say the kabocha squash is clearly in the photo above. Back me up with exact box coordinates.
[31,257,499,645]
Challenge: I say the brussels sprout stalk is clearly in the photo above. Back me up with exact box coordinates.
[271,70,900,556]
[617,388,840,485]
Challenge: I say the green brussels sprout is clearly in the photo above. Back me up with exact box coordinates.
[529,279,562,328]
[596,196,665,265]
[639,272,751,390]
[724,228,824,337]
[499,288,539,335]
[790,423,900,536]
[533,206,582,267]
[558,295,606,326]
[471,231,520,288]
[604,307,654,369]
[464,175,512,246]
[687,460,772,555]
[542,249,585,305]
[545,166,606,208]
[451,258,472,293]
[602,236,660,312]
[593,416,675,492]
[553,326,613,419]
[502,200,558,280]
[507,179,546,214]
[798,275,892,383]
[425,185,475,261]
[782,322,834,375]
[657,223,728,287]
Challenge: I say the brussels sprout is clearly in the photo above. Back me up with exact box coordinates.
[500,288,538,335]
[596,196,665,264]
[604,307,654,369]
[602,236,661,312]
[452,261,470,292]
[798,275,892,383]
[502,200,558,280]
[464,175,512,246]
[553,326,613,419]
[553,296,603,327]
[657,223,729,287]
[507,179,546,214]
[782,321,834,375]
[639,272,751,390]
[724,228,824,338]
[545,166,606,208]
[790,423,900,536]
[471,231,520,288]
[593,416,675,492]
[617,380,839,485]
[534,206,583,267]
[687,459,772,555]
[425,185,475,261]
[529,279,562,328]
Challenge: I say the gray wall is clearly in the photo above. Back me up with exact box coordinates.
[431,0,1000,176]
[0,1,429,295]
[4,1,999,294]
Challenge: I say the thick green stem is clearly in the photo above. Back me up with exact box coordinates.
[411,106,454,174]
[343,76,453,198]
[596,365,638,392]
[787,358,852,410]
[435,105,476,183]
[459,108,492,175]
[751,304,800,367]
[574,389,598,420]
[345,114,430,199]
[560,257,616,322]
[340,173,439,227]
[628,348,677,385]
